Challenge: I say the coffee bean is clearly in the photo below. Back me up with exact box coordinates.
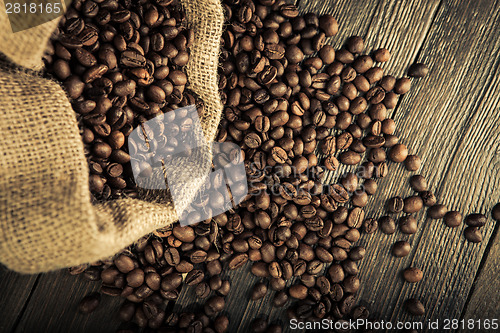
[492,203,500,221]
[404,155,421,171]
[387,196,404,213]
[428,204,447,219]
[392,241,411,257]
[273,291,288,307]
[215,315,229,333]
[289,284,308,299]
[379,216,396,234]
[114,254,135,273]
[126,268,144,288]
[403,267,423,283]
[443,211,462,228]
[339,151,361,165]
[319,15,338,37]
[388,143,408,162]
[78,293,100,313]
[251,318,267,333]
[405,298,425,316]
[373,48,391,62]
[409,175,428,192]
[403,196,423,213]
[465,213,487,227]
[394,77,411,94]
[408,63,429,77]
[464,227,482,243]
[251,282,268,300]
[204,296,225,315]
[228,253,248,270]
[362,218,378,234]
[399,216,418,234]
[345,36,364,54]
[420,190,437,207]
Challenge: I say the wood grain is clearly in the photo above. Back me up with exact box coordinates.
[0,267,38,332]
[354,0,500,325]
[462,225,500,320]
[13,270,123,333]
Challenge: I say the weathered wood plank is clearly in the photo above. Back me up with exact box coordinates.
[354,0,500,325]
[462,225,500,320]
[13,270,123,333]
[0,267,38,332]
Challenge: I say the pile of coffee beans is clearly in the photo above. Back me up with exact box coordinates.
[43,0,499,332]
[44,0,203,202]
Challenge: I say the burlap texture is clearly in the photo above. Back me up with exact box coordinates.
[0,0,224,274]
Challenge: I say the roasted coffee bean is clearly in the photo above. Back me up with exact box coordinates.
[387,196,404,213]
[78,293,100,313]
[404,155,421,171]
[204,296,225,315]
[403,196,423,213]
[408,63,429,77]
[373,48,391,62]
[251,318,267,333]
[273,291,288,307]
[405,298,425,316]
[428,204,448,219]
[114,254,135,274]
[228,253,248,270]
[126,268,144,288]
[362,218,378,234]
[464,227,482,243]
[492,203,500,221]
[444,211,462,228]
[251,282,268,300]
[392,241,411,257]
[347,207,365,228]
[399,216,418,234]
[345,36,364,54]
[388,143,408,162]
[409,175,428,192]
[420,190,437,207]
[465,213,487,227]
[289,284,308,300]
[403,267,423,283]
[379,216,396,234]
[185,269,205,286]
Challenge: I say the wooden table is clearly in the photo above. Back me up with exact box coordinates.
[1,0,499,332]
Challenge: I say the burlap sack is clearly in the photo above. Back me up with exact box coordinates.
[0,0,224,274]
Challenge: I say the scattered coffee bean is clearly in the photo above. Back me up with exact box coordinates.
[404,155,421,171]
[78,293,100,313]
[492,203,500,221]
[409,175,428,192]
[408,63,429,77]
[379,216,396,234]
[405,298,425,316]
[428,204,448,219]
[387,196,404,213]
[392,241,411,257]
[443,211,462,228]
[403,267,423,283]
[465,213,487,227]
[464,227,482,243]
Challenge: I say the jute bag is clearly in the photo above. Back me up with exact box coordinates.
[0,0,224,274]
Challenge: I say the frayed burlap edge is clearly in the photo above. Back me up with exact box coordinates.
[0,0,224,274]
